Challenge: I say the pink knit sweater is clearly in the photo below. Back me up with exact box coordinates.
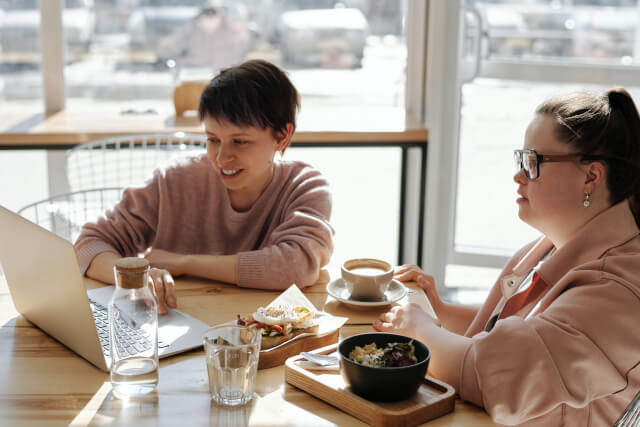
[74,155,334,290]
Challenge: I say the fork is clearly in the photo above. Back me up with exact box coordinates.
[615,390,640,427]
[300,351,339,366]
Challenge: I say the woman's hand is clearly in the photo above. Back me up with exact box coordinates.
[376,303,471,392]
[147,267,177,315]
[144,248,187,276]
[373,303,441,342]
[394,264,435,291]
[394,264,442,309]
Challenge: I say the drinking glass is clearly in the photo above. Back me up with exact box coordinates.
[203,324,261,406]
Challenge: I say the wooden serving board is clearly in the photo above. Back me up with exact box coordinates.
[258,329,340,369]
[284,344,456,426]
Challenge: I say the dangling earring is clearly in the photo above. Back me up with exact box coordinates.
[583,193,590,208]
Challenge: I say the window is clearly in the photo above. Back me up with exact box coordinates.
[60,0,408,113]
[285,146,402,270]
[0,0,412,273]
[0,1,408,112]
[472,0,640,64]
[0,0,42,113]
[441,0,640,302]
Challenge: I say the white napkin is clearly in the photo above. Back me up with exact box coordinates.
[264,284,348,335]
[266,284,318,313]
[294,359,340,372]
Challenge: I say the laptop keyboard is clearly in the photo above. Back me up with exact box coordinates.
[89,298,157,358]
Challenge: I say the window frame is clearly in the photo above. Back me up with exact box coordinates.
[423,0,640,294]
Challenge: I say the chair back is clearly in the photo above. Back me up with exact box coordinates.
[615,390,640,426]
[174,80,207,116]
[17,187,124,243]
[66,133,206,191]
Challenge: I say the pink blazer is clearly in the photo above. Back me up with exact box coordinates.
[459,201,640,426]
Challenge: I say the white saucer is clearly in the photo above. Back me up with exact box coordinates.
[326,278,407,307]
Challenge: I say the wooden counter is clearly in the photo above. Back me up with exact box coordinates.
[0,269,494,426]
[0,107,428,148]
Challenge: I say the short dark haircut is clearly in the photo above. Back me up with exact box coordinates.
[198,59,300,135]
[536,88,640,225]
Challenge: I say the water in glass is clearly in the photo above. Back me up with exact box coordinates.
[204,325,261,406]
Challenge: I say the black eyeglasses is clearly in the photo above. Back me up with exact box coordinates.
[514,149,605,180]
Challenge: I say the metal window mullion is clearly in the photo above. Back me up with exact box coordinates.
[422,0,464,292]
[398,147,407,264]
[39,0,65,113]
[405,0,428,120]
[400,146,424,265]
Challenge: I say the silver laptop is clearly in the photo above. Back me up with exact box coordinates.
[0,205,211,372]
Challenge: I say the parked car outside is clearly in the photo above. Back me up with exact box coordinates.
[277,6,369,68]
[475,2,576,59]
[0,0,96,64]
[473,0,637,62]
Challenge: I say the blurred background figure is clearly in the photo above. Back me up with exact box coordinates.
[156,1,251,73]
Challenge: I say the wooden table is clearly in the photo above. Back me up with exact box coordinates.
[0,269,493,426]
[0,107,428,147]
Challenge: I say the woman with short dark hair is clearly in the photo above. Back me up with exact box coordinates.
[75,60,334,314]
[375,88,640,426]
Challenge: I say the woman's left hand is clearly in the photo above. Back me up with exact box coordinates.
[373,303,441,341]
[144,248,187,276]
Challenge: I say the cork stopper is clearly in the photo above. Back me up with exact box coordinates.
[114,257,149,289]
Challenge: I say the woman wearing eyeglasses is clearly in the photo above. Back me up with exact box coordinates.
[374,87,640,426]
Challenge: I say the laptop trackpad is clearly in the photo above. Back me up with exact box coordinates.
[157,308,209,356]
[159,310,195,346]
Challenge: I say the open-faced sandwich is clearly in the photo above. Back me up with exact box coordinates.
[237,305,318,349]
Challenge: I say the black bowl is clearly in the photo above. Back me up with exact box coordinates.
[338,332,430,402]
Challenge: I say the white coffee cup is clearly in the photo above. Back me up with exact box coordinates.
[341,258,393,301]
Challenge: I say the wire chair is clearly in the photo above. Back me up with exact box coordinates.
[616,390,640,427]
[17,187,124,243]
[65,132,207,191]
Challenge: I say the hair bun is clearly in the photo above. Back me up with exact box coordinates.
[607,87,632,110]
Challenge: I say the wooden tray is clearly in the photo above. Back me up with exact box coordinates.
[284,344,456,426]
[258,328,339,369]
